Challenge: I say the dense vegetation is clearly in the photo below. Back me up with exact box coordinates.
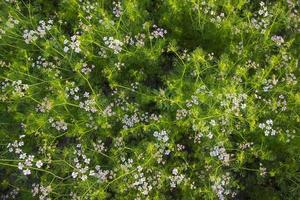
[0,0,299,199]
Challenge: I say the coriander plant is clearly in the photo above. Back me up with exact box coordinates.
[0,0,299,199]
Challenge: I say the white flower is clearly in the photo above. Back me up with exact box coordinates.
[23,168,31,175]
[18,162,24,170]
[64,46,69,52]
[19,153,27,159]
[72,172,78,179]
[81,175,88,181]
[258,123,265,129]
[210,119,216,126]
[36,160,43,168]
[207,132,213,139]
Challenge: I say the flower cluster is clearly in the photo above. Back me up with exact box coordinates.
[176,144,185,151]
[271,35,284,46]
[85,115,98,130]
[153,130,171,164]
[98,47,108,58]
[153,130,169,143]
[124,33,146,47]
[81,63,95,75]
[258,119,277,136]
[122,111,160,129]
[120,156,134,171]
[131,166,153,196]
[211,173,236,200]
[239,142,253,150]
[251,2,271,33]
[245,60,260,69]
[151,25,167,39]
[220,93,247,116]
[112,1,123,17]
[7,135,43,176]
[81,1,98,20]
[130,82,139,91]
[176,108,188,120]
[69,192,80,200]
[114,137,125,148]
[285,73,297,85]
[6,16,19,28]
[0,60,10,68]
[1,188,19,200]
[23,20,53,44]
[210,145,231,166]
[176,94,200,120]
[169,168,185,188]
[276,94,287,112]
[0,79,10,95]
[193,132,204,143]
[36,97,52,113]
[31,56,58,69]
[72,144,90,181]
[130,166,162,197]
[103,102,116,116]
[114,62,124,71]
[79,98,98,113]
[5,0,17,3]
[262,77,278,92]
[193,1,225,25]
[285,129,295,143]
[64,35,81,53]
[186,95,199,107]
[12,80,29,97]
[103,36,123,54]
[89,165,114,183]
[65,84,80,100]
[49,117,68,131]
[32,183,52,200]
[122,113,140,129]
[259,163,267,176]
[0,28,5,39]
[93,139,107,153]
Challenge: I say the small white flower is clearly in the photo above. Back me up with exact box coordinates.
[81,175,88,181]
[36,160,43,168]
[72,171,78,179]
[19,153,27,159]
[18,162,24,170]
[23,168,31,175]
[64,46,69,52]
